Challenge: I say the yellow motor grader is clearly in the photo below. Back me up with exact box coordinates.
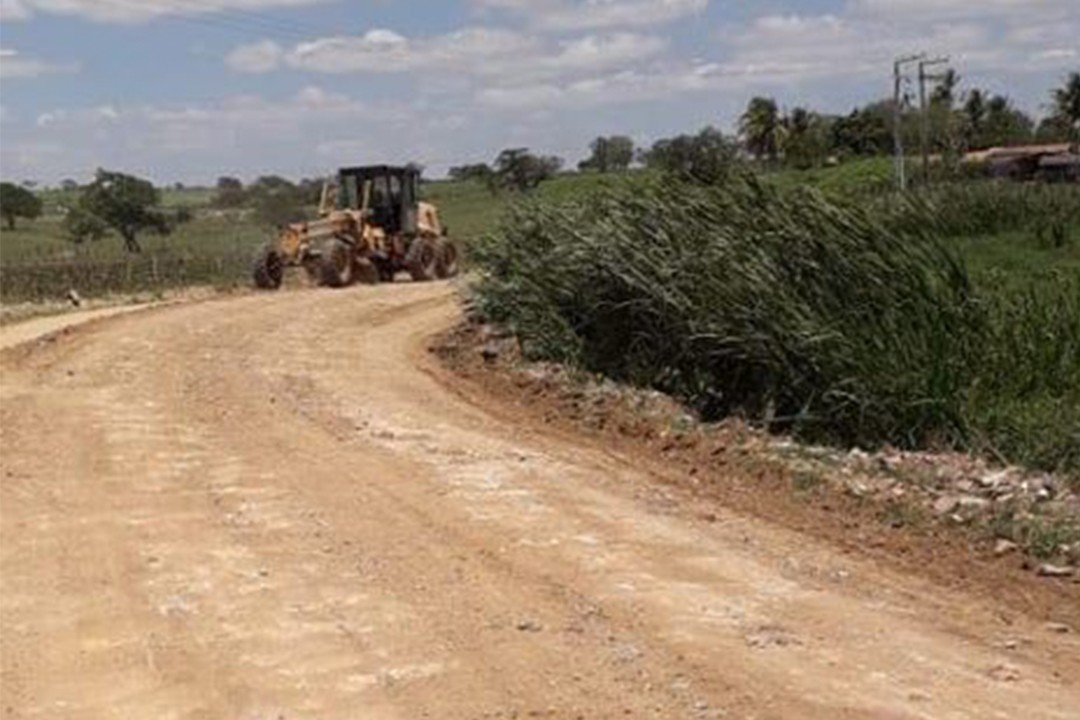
[252,165,458,289]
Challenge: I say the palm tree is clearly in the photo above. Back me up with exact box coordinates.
[739,96,782,162]
[983,95,1034,147]
[962,88,987,149]
[930,68,960,108]
[781,107,825,169]
[1051,71,1080,140]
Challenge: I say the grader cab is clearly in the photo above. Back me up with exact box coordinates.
[253,165,458,289]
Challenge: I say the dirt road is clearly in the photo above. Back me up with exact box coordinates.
[2,283,1077,719]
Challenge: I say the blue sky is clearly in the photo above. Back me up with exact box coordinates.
[1,0,1076,185]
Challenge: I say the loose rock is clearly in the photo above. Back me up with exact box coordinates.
[1036,564,1075,578]
[993,539,1019,557]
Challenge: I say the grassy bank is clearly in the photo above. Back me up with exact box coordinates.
[470,173,1080,476]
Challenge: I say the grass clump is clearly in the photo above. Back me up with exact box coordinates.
[471,172,1080,475]
[878,181,1080,244]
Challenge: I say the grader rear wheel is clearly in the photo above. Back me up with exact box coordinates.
[318,238,355,288]
[406,237,438,282]
[253,247,284,290]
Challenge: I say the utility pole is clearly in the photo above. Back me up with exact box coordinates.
[918,56,950,185]
[893,54,924,192]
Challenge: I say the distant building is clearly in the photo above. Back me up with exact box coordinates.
[963,143,1078,182]
[1036,153,1080,183]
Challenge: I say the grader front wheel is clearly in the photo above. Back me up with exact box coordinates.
[435,237,460,279]
[318,239,356,288]
[253,247,284,290]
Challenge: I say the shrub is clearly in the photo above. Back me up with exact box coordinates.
[471,172,1080,474]
[876,180,1080,241]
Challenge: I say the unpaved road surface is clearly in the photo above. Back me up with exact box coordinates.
[2,283,1078,719]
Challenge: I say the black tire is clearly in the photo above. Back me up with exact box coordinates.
[318,238,355,288]
[253,247,284,290]
[434,237,460,279]
[405,236,438,282]
[354,257,380,285]
[375,259,396,283]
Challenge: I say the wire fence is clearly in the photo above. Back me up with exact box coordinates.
[0,251,253,303]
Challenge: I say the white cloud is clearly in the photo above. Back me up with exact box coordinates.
[3,86,446,182]
[226,39,283,73]
[475,59,765,110]
[2,0,330,24]
[474,0,707,31]
[0,0,30,22]
[713,8,1079,87]
[852,0,1076,20]
[0,47,78,78]
[232,27,667,89]
[285,27,536,75]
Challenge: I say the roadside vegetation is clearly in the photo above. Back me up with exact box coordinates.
[469,173,1080,477]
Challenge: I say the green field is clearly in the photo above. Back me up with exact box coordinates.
[1,166,1077,304]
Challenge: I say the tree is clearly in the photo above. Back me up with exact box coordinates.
[927,68,963,155]
[580,135,635,173]
[448,163,494,182]
[493,148,561,192]
[297,177,326,206]
[237,175,308,227]
[781,108,829,169]
[962,89,988,149]
[449,163,498,194]
[642,127,739,185]
[982,95,1034,147]
[214,176,246,208]
[76,169,170,253]
[250,175,294,194]
[930,68,960,107]
[830,102,894,157]
[1050,71,1080,141]
[253,191,307,228]
[1036,114,1073,142]
[62,206,109,244]
[739,96,783,162]
[0,181,43,230]
[60,178,79,191]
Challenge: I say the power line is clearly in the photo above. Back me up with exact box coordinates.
[93,0,332,43]
[171,0,337,39]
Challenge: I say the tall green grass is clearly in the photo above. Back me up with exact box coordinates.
[877,181,1080,243]
[471,173,1080,475]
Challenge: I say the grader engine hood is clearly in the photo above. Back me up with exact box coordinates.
[275,212,361,263]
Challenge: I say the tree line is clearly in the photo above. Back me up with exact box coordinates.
[448,71,1079,191]
[211,174,325,226]
[3,72,1075,252]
